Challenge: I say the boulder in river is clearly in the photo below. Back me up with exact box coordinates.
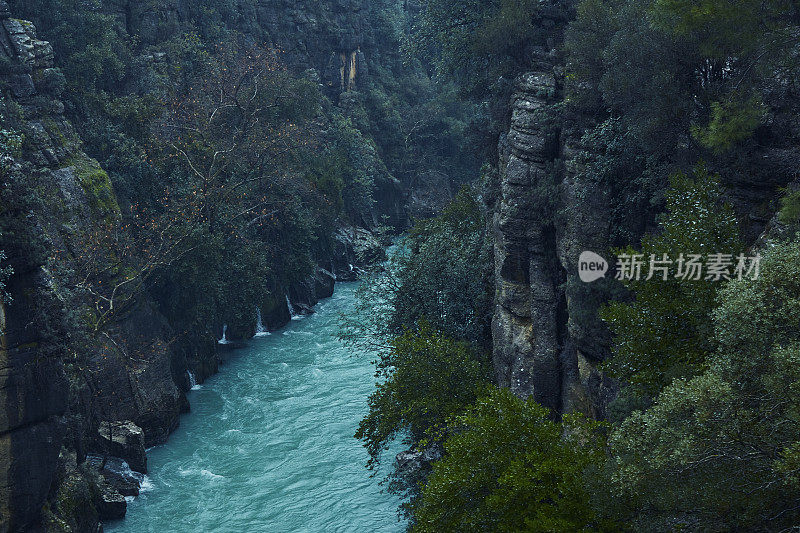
[97,420,147,474]
[93,480,127,520]
[261,293,292,331]
[85,455,144,497]
[333,225,386,281]
[394,444,443,488]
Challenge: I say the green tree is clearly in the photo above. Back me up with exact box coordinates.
[690,98,766,154]
[609,239,800,531]
[597,0,703,154]
[325,114,380,224]
[340,187,492,356]
[650,0,796,59]
[140,40,326,337]
[600,165,742,396]
[0,116,22,309]
[413,387,611,533]
[9,0,129,91]
[409,0,566,95]
[564,0,617,111]
[566,0,798,155]
[355,323,490,468]
[391,188,493,345]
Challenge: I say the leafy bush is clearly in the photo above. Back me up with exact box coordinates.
[691,98,765,154]
[409,0,567,95]
[355,322,490,467]
[390,188,493,346]
[326,114,379,223]
[565,0,796,154]
[341,187,492,359]
[609,238,800,531]
[778,189,800,225]
[600,165,742,396]
[413,387,610,533]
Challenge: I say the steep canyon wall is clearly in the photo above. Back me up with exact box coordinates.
[490,8,800,419]
[0,1,415,530]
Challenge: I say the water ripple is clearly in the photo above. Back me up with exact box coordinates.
[106,283,404,533]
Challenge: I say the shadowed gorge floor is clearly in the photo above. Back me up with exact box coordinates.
[106,283,403,532]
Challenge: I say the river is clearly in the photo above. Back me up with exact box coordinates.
[106,282,405,532]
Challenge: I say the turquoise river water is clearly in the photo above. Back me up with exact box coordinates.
[106,283,404,532]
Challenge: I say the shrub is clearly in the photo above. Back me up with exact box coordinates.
[355,322,490,468]
[413,387,610,533]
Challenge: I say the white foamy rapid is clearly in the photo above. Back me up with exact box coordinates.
[107,283,404,533]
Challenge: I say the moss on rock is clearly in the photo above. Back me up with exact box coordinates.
[45,464,100,533]
[68,156,120,219]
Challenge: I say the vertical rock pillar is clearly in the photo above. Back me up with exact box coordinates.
[492,72,564,410]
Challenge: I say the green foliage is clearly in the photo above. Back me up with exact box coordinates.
[650,0,795,57]
[609,239,800,531]
[326,114,379,223]
[341,188,492,358]
[600,165,742,396]
[151,232,277,338]
[34,67,66,96]
[409,0,563,95]
[597,0,701,153]
[304,151,347,213]
[355,322,490,467]
[564,0,616,110]
[473,0,540,59]
[691,98,765,154]
[413,387,611,533]
[569,117,664,244]
[390,188,493,345]
[0,248,12,307]
[565,0,798,156]
[10,0,130,93]
[139,42,327,335]
[712,238,800,358]
[0,111,22,176]
[778,189,800,225]
[70,156,120,218]
[358,77,479,191]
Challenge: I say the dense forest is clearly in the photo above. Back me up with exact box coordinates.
[351,0,800,531]
[0,0,799,531]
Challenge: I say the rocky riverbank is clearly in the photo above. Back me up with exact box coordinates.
[0,5,396,530]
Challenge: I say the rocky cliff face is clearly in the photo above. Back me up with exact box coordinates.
[107,0,371,94]
[111,0,408,227]
[492,71,565,411]
[0,2,411,529]
[490,66,613,416]
[9,0,414,233]
[0,6,190,529]
[490,38,800,420]
[0,12,68,525]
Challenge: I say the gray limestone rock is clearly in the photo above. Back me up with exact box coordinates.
[97,421,147,474]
